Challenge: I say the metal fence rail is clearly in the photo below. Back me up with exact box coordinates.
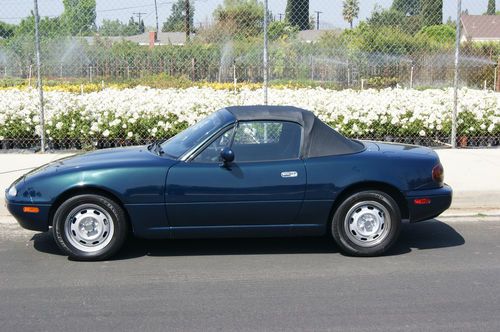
[0,0,499,151]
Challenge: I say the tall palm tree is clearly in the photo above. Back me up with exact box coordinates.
[343,0,360,29]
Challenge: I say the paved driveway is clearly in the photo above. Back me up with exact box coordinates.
[0,217,499,331]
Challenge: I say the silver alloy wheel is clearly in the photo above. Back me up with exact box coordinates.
[344,201,391,247]
[64,204,115,253]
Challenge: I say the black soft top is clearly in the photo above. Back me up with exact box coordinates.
[223,105,364,158]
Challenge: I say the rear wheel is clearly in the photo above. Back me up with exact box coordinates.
[52,194,128,261]
[331,190,401,256]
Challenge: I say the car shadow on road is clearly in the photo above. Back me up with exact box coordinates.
[31,219,465,260]
[387,219,465,256]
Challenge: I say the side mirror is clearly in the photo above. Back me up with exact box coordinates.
[220,147,235,164]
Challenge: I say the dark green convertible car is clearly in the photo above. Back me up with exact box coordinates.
[6,106,452,260]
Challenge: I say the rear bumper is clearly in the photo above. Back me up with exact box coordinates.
[6,202,50,232]
[406,184,453,223]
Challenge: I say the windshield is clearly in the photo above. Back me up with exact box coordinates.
[161,111,228,158]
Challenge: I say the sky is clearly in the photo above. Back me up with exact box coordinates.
[0,0,498,30]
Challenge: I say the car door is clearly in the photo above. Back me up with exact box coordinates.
[165,120,306,232]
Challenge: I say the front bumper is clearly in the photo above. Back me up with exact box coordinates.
[6,202,50,232]
[406,184,453,223]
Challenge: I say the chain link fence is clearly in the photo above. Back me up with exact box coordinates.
[0,0,499,151]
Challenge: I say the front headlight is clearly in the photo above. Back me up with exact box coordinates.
[8,185,17,197]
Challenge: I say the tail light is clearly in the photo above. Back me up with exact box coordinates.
[432,163,444,185]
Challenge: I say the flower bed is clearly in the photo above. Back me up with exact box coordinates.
[0,87,499,149]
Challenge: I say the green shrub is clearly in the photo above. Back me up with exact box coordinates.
[416,25,455,45]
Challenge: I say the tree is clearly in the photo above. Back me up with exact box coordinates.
[392,0,420,16]
[214,0,264,37]
[368,7,422,34]
[162,0,195,32]
[99,18,143,36]
[487,0,496,15]
[129,17,145,34]
[368,8,406,27]
[6,15,64,77]
[61,0,96,35]
[416,24,455,44]
[342,0,360,29]
[14,15,63,38]
[420,0,442,26]
[0,21,15,39]
[285,0,309,31]
[268,21,298,40]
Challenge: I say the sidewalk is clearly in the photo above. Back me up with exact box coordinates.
[1,149,499,220]
[435,149,500,216]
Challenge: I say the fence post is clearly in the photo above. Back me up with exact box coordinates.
[33,0,45,153]
[263,0,269,105]
[410,64,414,89]
[452,0,462,149]
[495,58,500,92]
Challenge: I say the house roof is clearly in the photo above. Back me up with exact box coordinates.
[126,32,187,45]
[297,29,340,43]
[461,15,500,41]
[80,32,188,46]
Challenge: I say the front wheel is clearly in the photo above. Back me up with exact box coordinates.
[52,194,128,261]
[331,191,401,256]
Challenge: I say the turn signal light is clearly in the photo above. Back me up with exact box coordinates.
[414,198,432,205]
[23,207,40,214]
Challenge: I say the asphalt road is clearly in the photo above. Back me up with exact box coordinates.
[1,217,499,332]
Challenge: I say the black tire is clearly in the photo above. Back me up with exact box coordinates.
[52,194,128,261]
[331,190,401,256]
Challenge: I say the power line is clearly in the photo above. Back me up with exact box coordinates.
[0,0,206,22]
[98,2,173,13]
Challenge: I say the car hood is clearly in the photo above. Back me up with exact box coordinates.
[24,146,175,180]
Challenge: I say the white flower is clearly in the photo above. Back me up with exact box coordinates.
[0,87,497,142]
[127,131,133,138]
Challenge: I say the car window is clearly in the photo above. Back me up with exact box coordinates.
[193,121,302,163]
[192,127,234,163]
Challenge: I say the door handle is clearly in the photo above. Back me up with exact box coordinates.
[281,171,298,178]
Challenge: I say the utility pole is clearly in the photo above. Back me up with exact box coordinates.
[133,12,146,25]
[315,11,322,30]
[154,0,159,40]
[185,0,190,42]
[278,13,283,21]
